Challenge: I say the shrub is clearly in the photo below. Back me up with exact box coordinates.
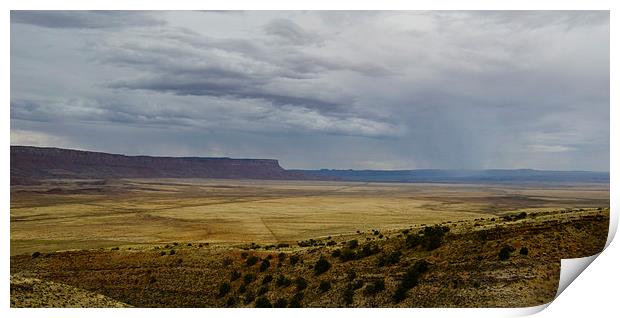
[277,243,290,248]
[319,280,332,293]
[243,273,255,285]
[378,250,402,267]
[520,247,529,256]
[262,274,273,285]
[276,275,291,287]
[218,282,231,297]
[230,270,241,282]
[289,292,304,308]
[260,259,271,272]
[246,255,259,266]
[274,298,288,308]
[392,286,408,303]
[400,260,430,290]
[169,250,175,255]
[278,252,286,262]
[402,229,410,235]
[31,252,41,258]
[342,285,354,306]
[405,234,422,248]
[327,240,337,246]
[295,277,308,291]
[331,249,341,258]
[339,247,356,261]
[257,285,269,296]
[222,257,233,266]
[314,257,332,275]
[348,239,359,249]
[358,243,381,258]
[160,251,166,256]
[363,279,385,295]
[290,255,300,265]
[226,296,237,307]
[347,268,357,280]
[351,279,364,290]
[111,247,120,251]
[499,245,516,260]
[238,284,247,293]
[240,252,248,259]
[243,290,255,305]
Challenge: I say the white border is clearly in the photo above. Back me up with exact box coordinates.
[3,1,616,318]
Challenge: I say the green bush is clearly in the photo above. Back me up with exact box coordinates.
[246,255,259,266]
[342,285,354,306]
[295,277,308,291]
[260,259,271,272]
[222,257,233,266]
[290,255,300,265]
[31,251,41,258]
[392,286,408,303]
[278,252,286,262]
[319,280,332,293]
[276,275,291,287]
[351,279,364,290]
[347,268,357,280]
[348,239,359,249]
[363,279,385,295]
[274,298,288,308]
[314,257,332,275]
[499,245,516,260]
[520,247,529,255]
[257,285,268,296]
[240,252,248,259]
[277,243,290,248]
[243,273,255,285]
[331,249,341,258]
[230,270,241,282]
[262,274,273,285]
[226,296,237,307]
[339,247,356,261]
[218,282,231,297]
[289,292,304,308]
[378,250,402,267]
[243,290,255,305]
[169,249,175,255]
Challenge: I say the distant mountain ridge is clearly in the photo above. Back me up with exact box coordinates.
[11,146,609,185]
[291,168,609,184]
[10,146,312,184]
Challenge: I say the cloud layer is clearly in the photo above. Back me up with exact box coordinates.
[10,11,609,170]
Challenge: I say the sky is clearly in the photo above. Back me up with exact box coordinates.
[10,11,610,171]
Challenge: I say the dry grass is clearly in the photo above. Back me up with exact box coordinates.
[10,178,609,255]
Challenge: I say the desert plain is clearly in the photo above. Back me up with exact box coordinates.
[10,178,610,308]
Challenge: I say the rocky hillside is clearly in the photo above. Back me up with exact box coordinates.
[11,146,312,183]
[10,208,609,308]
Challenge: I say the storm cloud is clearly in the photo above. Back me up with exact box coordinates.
[10,11,609,170]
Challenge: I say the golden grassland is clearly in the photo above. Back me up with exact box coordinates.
[10,178,609,256]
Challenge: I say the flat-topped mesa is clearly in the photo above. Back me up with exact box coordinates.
[10,146,309,181]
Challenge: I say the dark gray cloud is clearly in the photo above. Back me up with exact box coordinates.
[10,11,610,170]
[11,11,165,29]
[263,18,323,45]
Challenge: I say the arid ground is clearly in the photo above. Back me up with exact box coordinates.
[10,179,610,307]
